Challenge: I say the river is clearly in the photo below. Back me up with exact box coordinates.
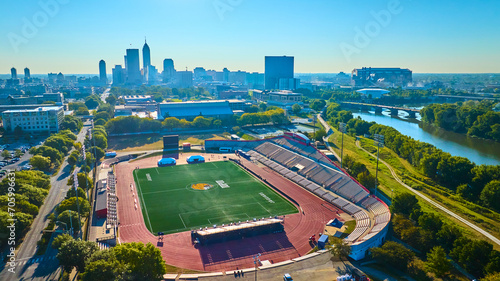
[352,110,500,166]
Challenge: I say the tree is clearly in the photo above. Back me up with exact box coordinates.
[57,197,91,217]
[258,102,267,112]
[68,151,79,167]
[213,119,222,128]
[357,171,375,189]
[436,223,463,253]
[483,272,500,281]
[66,187,87,200]
[425,246,451,277]
[93,134,108,150]
[418,212,443,233]
[52,233,73,249]
[56,239,99,272]
[89,146,105,161]
[76,107,90,116]
[81,250,130,281]
[30,155,51,171]
[310,99,326,111]
[1,150,10,158]
[113,242,167,281]
[162,117,181,130]
[327,237,351,260]
[105,95,117,105]
[390,192,421,219]
[450,238,493,277]
[292,103,302,115]
[371,241,415,271]
[14,149,23,158]
[480,180,500,211]
[85,95,101,109]
[56,210,81,233]
[94,112,110,122]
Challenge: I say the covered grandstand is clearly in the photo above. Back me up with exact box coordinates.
[205,134,391,260]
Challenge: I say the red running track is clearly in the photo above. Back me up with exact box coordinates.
[116,154,343,272]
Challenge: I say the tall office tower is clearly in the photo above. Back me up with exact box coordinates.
[125,49,141,84]
[11,67,17,79]
[162,59,176,82]
[24,67,30,78]
[99,60,107,84]
[112,65,124,85]
[142,39,151,80]
[265,56,294,90]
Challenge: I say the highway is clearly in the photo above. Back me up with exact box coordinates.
[0,122,90,281]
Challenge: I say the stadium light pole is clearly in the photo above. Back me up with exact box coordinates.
[253,253,261,281]
[339,122,347,168]
[374,134,385,197]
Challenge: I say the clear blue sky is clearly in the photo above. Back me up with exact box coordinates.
[1,0,499,74]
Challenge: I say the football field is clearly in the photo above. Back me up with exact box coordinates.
[133,161,298,234]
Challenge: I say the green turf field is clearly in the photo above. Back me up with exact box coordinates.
[133,161,298,235]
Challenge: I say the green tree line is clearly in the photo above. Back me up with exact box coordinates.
[0,171,51,247]
[421,101,500,142]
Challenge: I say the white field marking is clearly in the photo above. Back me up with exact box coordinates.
[134,170,153,232]
[141,188,187,195]
[216,180,230,188]
[146,173,152,181]
[155,167,160,174]
[259,192,275,204]
[258,202,271,215]
[178,202,261,215]
[206,213,251,226]
[179,213,188,228]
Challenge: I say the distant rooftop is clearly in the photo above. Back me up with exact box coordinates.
[3,106,63,113]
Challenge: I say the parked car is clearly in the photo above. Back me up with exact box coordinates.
[21,164,32,170]
[283,274,293,281]
[0,162,7,167]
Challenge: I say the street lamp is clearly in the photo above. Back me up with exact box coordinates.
[374,134,385,197]
[339,122,347,168]
[55,221,67,232]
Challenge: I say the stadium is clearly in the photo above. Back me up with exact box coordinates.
[114,132,390,272]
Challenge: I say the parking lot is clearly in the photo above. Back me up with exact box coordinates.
[0,142,39,176]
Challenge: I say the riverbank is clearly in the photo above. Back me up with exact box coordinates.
[352,111,500,165]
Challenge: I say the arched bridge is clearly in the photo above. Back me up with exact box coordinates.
[339,102,420,118]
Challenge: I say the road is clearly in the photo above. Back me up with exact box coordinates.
[318,114,500,247]
[0,123,90,281]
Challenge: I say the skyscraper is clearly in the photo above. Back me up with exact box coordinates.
[265,56,294,90]
[11,67,17,79]
[162,59,176,82]
[99,60,107,84]
[24,67,30,78]
[142,39,151,80]
[112,65,125,85]
[126,49,141,84]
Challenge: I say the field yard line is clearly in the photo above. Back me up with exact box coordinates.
[134,170,154,232]
[177,202,263,215]
[141,188,187,195]
[257,202,271,215]
[178,214,187,228]
[155,167,160,174]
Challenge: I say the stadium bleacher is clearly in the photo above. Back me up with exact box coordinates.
[214,136,391,246]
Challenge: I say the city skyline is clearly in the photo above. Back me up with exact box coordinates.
[1,0,500,74]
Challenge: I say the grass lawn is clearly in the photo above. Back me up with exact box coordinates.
[133,161,298,234]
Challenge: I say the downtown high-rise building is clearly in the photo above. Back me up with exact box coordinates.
[24,67,30,78]
[143,39,151,81]
[162,58,176,82]
[99,60,107,84]
[112,65,125,85]
[264,56,295,90]
[11,67,17,79]
[125,49,141,84]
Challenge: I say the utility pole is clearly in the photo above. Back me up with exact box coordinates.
[73,171,82,238]
[339,122,347,168]
[374,134,385,197]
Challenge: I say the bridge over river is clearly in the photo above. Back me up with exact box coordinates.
[340,102,420,118]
